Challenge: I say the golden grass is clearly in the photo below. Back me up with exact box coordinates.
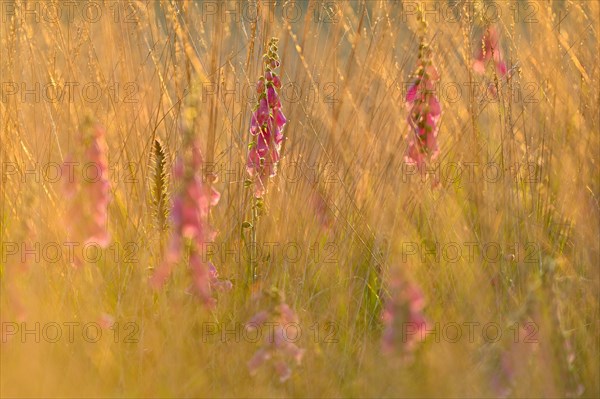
[1,1,599,397]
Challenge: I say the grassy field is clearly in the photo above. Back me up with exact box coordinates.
[1,1,599,397]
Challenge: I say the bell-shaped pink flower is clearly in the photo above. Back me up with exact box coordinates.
[246,296,305,382]
[209,262,233,292]
[381,269,428,357]
[61,123,111,263]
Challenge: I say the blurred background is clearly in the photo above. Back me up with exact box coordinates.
[1,1,598,397]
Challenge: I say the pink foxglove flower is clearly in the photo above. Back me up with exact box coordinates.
[246,290,305,382]
[473,26,507,77]
[83,125,111,247]
[150,139,230,307]
[404,41,442,170]
[99,313,116,329]
[490,323,539,398]
[62,122,111,266]
[381,269,428,357]
[247,38,287,198]
[311,189,334,230]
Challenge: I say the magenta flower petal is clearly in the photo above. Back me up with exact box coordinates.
[428,96,441,116]
[256,98,270,125]
[496,60,507,76]
[275,108,287,128]
[256,79,265,94]
[246,293,304,382]
[406,83,418,103]
[273,75,281,88]
[248,348,271,375]
[275,361,292,382]
[267,85,280,108]
[246,310,270,330]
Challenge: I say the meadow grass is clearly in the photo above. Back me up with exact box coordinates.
[0,1,599,397]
